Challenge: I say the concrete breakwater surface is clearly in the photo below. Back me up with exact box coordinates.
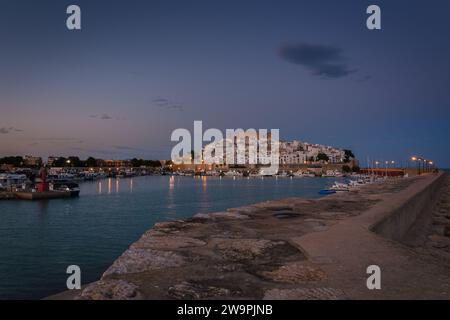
[62,173,450,300]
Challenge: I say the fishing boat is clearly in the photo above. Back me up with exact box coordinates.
[50,182,80,197]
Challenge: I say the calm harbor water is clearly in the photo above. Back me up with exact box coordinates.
[0,175,336,300]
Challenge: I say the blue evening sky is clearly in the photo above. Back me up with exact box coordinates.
[0,0,449,166]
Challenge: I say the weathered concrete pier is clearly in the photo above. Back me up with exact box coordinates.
[51,172,450,300]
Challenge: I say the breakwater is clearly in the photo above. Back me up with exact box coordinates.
[51,173,450,300]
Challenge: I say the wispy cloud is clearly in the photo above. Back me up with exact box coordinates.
[112,145,144,151]
[0,126,23,134]
[152,97,184,111]
[167,105,184,111]
[37,138,83,142]
[278,42,357,79]
[90,114,113,120]
[89,113,125,120]
[153,98,169,106]
[30,138,84,146]
[100,114,113,120]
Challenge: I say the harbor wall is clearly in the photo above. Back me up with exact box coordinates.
[370,172,446,241]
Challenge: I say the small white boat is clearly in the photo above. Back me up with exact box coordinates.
[348,180,366,188]
[258,168,277,177]
[323,170,344,177]
[302,173,315,178]
[224,170,240,177]
[330,182,350,192]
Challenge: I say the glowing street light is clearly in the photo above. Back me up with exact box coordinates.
[411,156,421,174]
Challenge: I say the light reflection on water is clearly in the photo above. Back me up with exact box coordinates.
[0,175,336,300]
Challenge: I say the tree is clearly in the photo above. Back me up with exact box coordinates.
[86,157,96,167]
[165,160,173,167]
[0,156,24,167]
[67,156,82,167]
[344,149,355,163]
[342,165,351,173]
[147,160,162,167]
[352,166,361,173]
[131,158,141,168]
[316,153,329,162]
[52,157,67,167]
[131,158,162,168]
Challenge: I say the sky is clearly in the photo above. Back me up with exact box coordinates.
[0,0,449,166]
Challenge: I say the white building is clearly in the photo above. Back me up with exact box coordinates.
[202,137,348,167]
[280,141,346,165]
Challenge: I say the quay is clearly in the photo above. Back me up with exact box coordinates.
[49,172,450,300]
[14,191,75,200]
[0,192,15,200]
[0,190,77,200]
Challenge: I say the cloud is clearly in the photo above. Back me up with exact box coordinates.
[100,114,113,120]
[112,145,144,151]
[278,43,356,79]
[153,98,169,106]
[31,138,84,146]
[152,97,184,111]
[89,114,125,120]
[0,126,23,134]
[167,105,184,111]
[37,138,82,142]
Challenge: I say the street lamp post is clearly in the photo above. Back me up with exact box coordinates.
[429,161,434,172]
[411,156,419,175]
[385,161,388,177]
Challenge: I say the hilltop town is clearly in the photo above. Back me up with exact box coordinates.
[0,139,358,176]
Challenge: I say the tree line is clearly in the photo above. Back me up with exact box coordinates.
[0,156,162,168]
